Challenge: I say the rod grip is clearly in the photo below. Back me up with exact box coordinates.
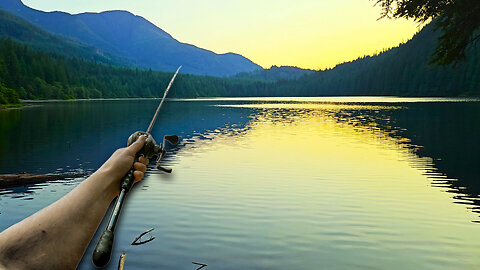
[92,229,115,267]
[120,165,136,192]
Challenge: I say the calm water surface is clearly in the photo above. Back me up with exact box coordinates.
[0,97,479,269]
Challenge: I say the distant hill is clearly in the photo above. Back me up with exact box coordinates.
[273,22,480,96]
[0,9,128,65]
[234,22,479,96]
[234,66,315,81]
[0,0,261,77]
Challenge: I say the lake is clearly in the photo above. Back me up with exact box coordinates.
[1,97,480,269]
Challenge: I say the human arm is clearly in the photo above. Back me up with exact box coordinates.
[0,135,149,270]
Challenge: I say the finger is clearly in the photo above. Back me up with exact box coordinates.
[133,170,144,182]
[138,156,149,165]
[127,135,146,155]
[134,162,146,172]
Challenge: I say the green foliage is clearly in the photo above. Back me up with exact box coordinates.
[373,0,480,65]
[0,84,19,104]
[0,38,271,100]
[0,22,478,102]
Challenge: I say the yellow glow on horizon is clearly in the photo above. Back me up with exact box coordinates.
[152,0,421,70]
[23,0,422,70]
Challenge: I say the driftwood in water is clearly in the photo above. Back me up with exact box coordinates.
[192,262,208,269]
[0,173,87,188]
[131,228,155,245]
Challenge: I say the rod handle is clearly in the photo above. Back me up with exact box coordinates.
[120,165,136,192]
[92,229,115,268]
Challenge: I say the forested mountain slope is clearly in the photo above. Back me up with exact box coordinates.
[0,9,127,65]
[0,38,270,100]
[279,23,480,96]
[1,18,478,105]
[0,0,261,77]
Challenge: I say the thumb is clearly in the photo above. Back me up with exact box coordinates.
[127,135,146,154]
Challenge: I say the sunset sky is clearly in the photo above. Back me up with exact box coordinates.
[23,0,421,70]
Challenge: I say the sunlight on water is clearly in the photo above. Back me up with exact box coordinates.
[1,98,479,269]
[179,96,480,103]
[115,101,480,269]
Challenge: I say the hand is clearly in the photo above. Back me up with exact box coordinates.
[99,135,150,188]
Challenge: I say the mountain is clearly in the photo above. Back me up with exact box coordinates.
[0,9,129,65]
[233,65,315,81]
[0,0,261,77]
[1,6,478,102]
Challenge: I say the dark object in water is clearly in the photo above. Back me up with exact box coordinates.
[131,228,155,245]
[0,173,87,188]
[192,261,208,270]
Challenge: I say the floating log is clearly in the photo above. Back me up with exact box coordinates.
[0,173,87,188]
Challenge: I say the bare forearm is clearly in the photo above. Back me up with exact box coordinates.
[0,168,118,270]
[0,136,147,270]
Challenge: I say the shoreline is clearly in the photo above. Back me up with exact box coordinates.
[19,96,480,104]
[0,173,87,189]
[0,103,24,110]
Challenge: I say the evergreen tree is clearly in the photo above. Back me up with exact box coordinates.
[373,0,480,65]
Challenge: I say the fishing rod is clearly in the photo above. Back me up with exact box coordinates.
[92,66,182,267]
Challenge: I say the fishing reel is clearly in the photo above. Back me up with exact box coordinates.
[93,67,181,268]
[127,131,179,173]
[92,132,179,267]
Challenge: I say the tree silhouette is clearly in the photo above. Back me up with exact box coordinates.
[373,0,480,65]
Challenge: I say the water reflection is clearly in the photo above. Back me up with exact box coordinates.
[0,100,254,175]
[221,101,480,222]
[1,98,480,270]
[1,99,479,219]
[329,102,480,220]
[382,103,480,218]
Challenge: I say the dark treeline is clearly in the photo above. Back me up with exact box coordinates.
[276,23,480,97]
[234,66,315,81]
[0,38,272,103]
[1,21,479,106]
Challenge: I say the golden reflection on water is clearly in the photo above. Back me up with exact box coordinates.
[169,102,480,268]
[2,99,479,269]
[187,103,474,213]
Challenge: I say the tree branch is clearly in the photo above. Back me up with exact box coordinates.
[131,228,155,245]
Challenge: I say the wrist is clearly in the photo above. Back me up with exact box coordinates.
[92,167,121,201]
